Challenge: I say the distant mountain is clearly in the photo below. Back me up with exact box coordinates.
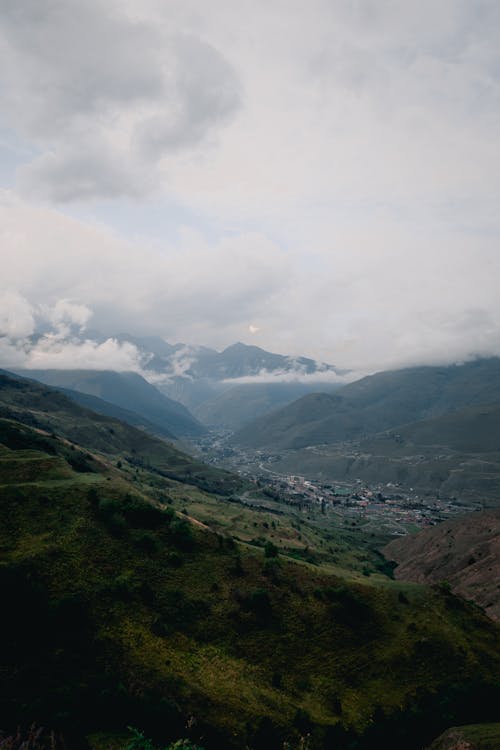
[108,335,346,427]
[262,399,500,506]
[369,400,500,454]
[114,336,341,382]
[56,386,176,440]
[13,369,205,438]
[384,508,500,621]
[193,381,344,430]
[234,358,500,449]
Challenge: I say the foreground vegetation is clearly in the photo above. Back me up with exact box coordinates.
[1,373,499,749]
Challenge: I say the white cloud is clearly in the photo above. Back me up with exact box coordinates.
[0,290,144,372]
[47,299,93,329]
[24,336,143,371]
[1,3,500,372]
[0,0,241,201]
[0,192,291,353]
[221,369,361,386]
[0,290,34,338]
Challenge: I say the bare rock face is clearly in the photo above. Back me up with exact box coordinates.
[384,509,500,621]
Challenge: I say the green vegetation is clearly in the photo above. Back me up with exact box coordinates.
[13,368,205,437]
[235,358,500,451]
[1,372,499,750]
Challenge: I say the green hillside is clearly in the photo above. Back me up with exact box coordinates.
[263,400,500,505]
[1,373,500,750]
[0,371,239,496]
[14,369,205,437]
[234,358,500,450]
[57,385,177,440]
[194,381,342,430]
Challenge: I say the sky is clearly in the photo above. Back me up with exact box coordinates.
[1,0,500,373]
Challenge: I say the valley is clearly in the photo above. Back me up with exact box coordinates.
[1,357,500,750]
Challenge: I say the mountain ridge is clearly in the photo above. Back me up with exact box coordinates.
[234,358,500,450]
[12,368,205,438]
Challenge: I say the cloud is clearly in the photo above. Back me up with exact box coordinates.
[1,3,500,372]
[0,0,241,200]
[0,290,35,338]
[2,190,500,372]
[0,291,144,372]
[47,299,93,330]
[0,192,290,352]
[24,336,144,371]
[221,369,361,386]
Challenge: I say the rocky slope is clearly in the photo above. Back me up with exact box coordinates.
[385,509,500,621]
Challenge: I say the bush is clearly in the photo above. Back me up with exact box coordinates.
[98,496,171,530]
[245,589,272,619]
[169,518,194,551]
[134,531,160,554]
[264,541,279,559]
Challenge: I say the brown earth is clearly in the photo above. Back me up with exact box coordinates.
[384,509,500,621]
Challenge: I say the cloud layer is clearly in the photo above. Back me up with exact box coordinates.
[0,0,241,200]
[1,2,500,371]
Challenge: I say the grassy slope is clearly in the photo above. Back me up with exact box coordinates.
[1,374,500,749]
[234,358,500,450]
[0,371,241,496]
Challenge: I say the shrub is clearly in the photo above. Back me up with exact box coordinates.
[134,531,160,554]
[169,518,194,551]
[264,541,279,559]
[98,496,171,530]
[245,589,272,619]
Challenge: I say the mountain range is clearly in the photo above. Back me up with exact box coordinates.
[12,333,348,430]
[232,358,500,505]
[234,357,500,450]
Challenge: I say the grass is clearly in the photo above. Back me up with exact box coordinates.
[1,375,500,750]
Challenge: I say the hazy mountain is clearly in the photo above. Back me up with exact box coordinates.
[384,508,500,621]
[56,386,176,440]
[118,336,341,381]
[193,380,345,430]
[234,358,500,449]
[107,334,347,426]
[369,400,500,454]
[13,369,205,438]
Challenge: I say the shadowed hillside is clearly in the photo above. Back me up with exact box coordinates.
[0,372,499,750]
[14,369,205,437]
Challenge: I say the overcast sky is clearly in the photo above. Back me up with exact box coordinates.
[1,0,500,372]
